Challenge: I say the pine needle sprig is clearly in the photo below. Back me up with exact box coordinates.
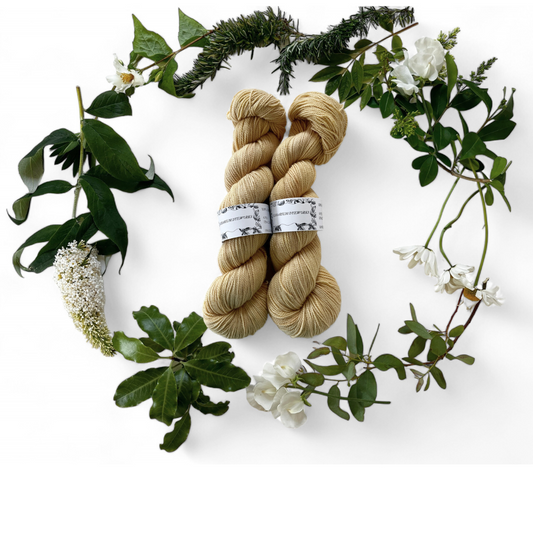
[273,6,415,94]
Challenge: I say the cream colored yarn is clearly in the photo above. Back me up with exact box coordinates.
[267,92,348,338]
[203,89,286,338]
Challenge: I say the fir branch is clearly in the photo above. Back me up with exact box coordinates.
[274,6,415,95]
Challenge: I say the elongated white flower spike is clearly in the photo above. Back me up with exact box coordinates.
[393,245,439,277]
[53,241,114,356]
[106,54,145,93]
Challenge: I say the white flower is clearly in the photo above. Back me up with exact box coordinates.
[54,241,114,356]
[391,63,419,96]
[271,388,307,429]
[246,375,278,411]
[106,54,145,93]
[476,283,504,307]
[393,245,439,277]
[435,264,475,294]
[261,351,301,389]
[404,37,445,82]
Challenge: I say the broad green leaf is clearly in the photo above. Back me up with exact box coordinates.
[485,185,494,206]
[8,180,74,225]
[451,89,481,111]
[82,119,148,182]
[12,224,61,277]
[344,91,361,109]
[449,325,465,337]
[347,384,365,422]
[494,88,515,121]
[299,373,325,387]
[174,368,193,418]
[309,66,345,83]
[174,311,207,353]
[403,357,426,366]
[327,384,350,421]
[196,342,232,360]
[354,370,377,407]
[391,35,403,52]
[139,337,165,352]
[114,367,167,407]
[404,320,432,340]
[398,325,412,335]
[458,111,469,136]
[433,123,458,150]
[317,52,353,65]
[325,75,342,96]
[132,305,174,351]
[80,176,128,270]
[331,347,346,368]
[460,132,487,160]
[419,155,439,187]
[430,336,447,356]
[478,120,516,142]
[436,152,452,167]
[344,361,357,381]
[406,135,432,153]
[112,331,161,363]
[85,90,132,119]
[490,157,507,179]
[412,154,432,170]
[346,314,357,355]
[351,60,364,92]
[373,354,406,380]
[360,84,372,110]
[491,177,512,212]
[305,360,347,376]
[354,38,372,50]
[158,58,178,97]
[193,391,229,416]
[160,412,191,452]
[408,336,427,358]
[462,80,492,115]
[183,360,250,392]
[445,53,458,99]
[430,366,447,389]
[338,71,353,103]
[149,367,177,426]
[323,336,347,352]
[132,14,173,61]
[18,129,77,192]
[379,91,395,118]
[178,8,209,48]
[307,347,330,359]
[430,84,447,120]
[455,354,475,365]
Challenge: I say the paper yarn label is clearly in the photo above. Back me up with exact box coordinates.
[270,197,323,233]
[217,203,272,242]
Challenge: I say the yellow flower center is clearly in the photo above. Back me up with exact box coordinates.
[120,72,135,83]
[463,288,480,302]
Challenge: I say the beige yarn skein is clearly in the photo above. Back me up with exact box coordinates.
[203,89,287,339]
[267,92,348,338]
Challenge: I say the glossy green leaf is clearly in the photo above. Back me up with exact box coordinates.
[406,135,432,153]
[491,178,512,212]
[462,80,492,115]
[324,75,342,96]
[430,366,447,389]
[12,224,61,277]
[139,337,165,352]
[490,157,507,179]
[305,360,346,376]
[132,305,174,351]
[451,89,481,111]
[430,84,448,120]
[419,155,439,187]
[85,90,132,119]
[494,88,515,121]
[347,384,365,422]
[158,58,178,97]
[318,52,353,65]
[112,331,161,363]
[460,132,487,160]
[82,119,148,182]
[174,368,193,418]
[433,123,458,151]
[323,336,347,352]
[404,320,432,340]
[114,367,167,407]
[299,373,325,387]
[309,66,345,83]
[193,391,229,416]
[149,367,178,426]
[307,347,330,359]
[478,120,516,142]
[178,8,209,48]
[408,336,428,358]
[391,35,403,52]
[196,342,232,360]
[160,411,191,452]
[379,91,395,118]
[449,325,465,337]
[436,152,452,167]
[485,185,494,206]
[346,314,358,355]
[338,71,353,103]
[327,384,350,421]
[360,84,372,109]
[354,370,377,408]
[132,14,173,61]
[445,53,458,99]
[412,154,432,170]
[373,354,406,380]
[351,60,364,92]
[430,336,447,357]
[344,91,361,109]
[173,311,207,353]
[183,360,250,392]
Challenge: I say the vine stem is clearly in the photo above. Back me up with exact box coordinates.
[436,161,490,184]
[425,178,459,248]
[72,86,85,219]
[474,178,489,286]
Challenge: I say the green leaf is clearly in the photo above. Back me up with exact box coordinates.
[449,325,465,337]
[8,180,74,225]
[158,58,178,97]
[360,84,372,110]
[455,354,475,365]
[429,366,447,389]
[346,314,358,355]
[462,80,492,115]
[338,71,353,103]
[160,412,191,452]
[299,373,325,387]
[406,135,432,153]
[458,111,469,136]
[409,336,428,358]
[178,8,209,48]
[324,75,342,96]
[344,361,357,381]
[327,384,350,421]
[460,132,487,160]
[85,90,132,119]
[478,120,516,142]
[132,305,174,351]
[173,312,207,353]
[419,155,439,187]
[430,84,448,120]
[140,337,165,352]
[114,367,167,407]
[12,224,61,277]
[355,370,377,408]
[347,384,365,422]
[351,60,364,92]
[196,342,232,360]
[433,123,458,151]
[398,325,412,335]
[412,154,432,170]
[318,52,353,65]
[174,368,193,418]
[82,119,148,183]
[490,157,507,179]
[445,53,458,99]
[323,336,347,352]
[305,360,346,376]
[379,91,395,118]
[430,336,447,357]
[436,152,452,167]
[149,367,178,426]
[183,360,250,392]
[132,14,173,61]
[451,89,481,111]
[18,129,78,193]
[193,391,229,416]
[404,320,432,340]
[494,88,515,121]
[308,347,330,359]
[373,354,406,380]
[309,66,345,83]
[391,35,403,52]
[485,185,494,206]
[80,176,128,270]
[491,177,512,211]
[112,331,161,363]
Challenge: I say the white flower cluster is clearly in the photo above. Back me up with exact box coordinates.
[247,352,307,428]
[391,37,446,97]
[53,241,114,356]
[393,245,504,307]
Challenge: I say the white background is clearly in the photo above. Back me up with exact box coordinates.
[1,1,531,531]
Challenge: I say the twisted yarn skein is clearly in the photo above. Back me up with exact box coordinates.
[203,89,286,339]
[267,92,348,338]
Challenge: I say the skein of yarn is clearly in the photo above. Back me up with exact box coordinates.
[203,89,287,339]
[267,92,348,338]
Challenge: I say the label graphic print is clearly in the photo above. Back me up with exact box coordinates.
[217,203,272,242]
[270,198,323,233]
